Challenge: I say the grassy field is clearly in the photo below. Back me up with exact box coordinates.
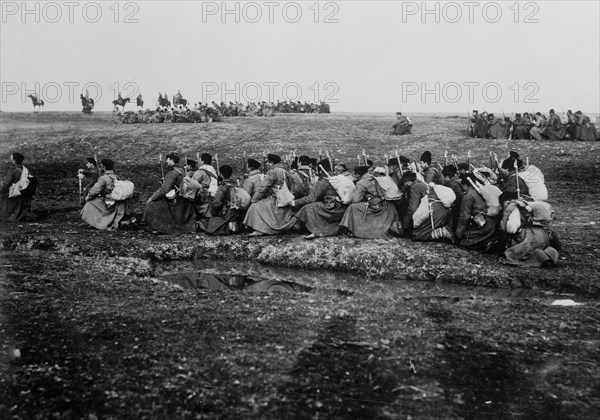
[1,112,599,419]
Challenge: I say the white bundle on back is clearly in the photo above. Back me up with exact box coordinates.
[519,165,548,201]
[329,175,356,204]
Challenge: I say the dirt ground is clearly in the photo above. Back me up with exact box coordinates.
[1,112,599,419]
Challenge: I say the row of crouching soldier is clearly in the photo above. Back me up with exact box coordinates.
[102,150,560,268]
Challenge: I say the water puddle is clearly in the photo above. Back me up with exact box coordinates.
[155,257,581,301]
[162,271,349,295]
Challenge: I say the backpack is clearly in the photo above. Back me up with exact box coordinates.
[8,166,31,198]
[226,185,251,211]
[199,167,218,197]
[110,177,135,201]
[430,183,456,208]
[374,175,402,200]
[518,165,548,201]
[328,175,355,204]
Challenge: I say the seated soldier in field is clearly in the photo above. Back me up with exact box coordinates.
[391,112,412,135]
[198,165,243,235]
[530,112,547,140]
[0,152,37,223]
[419,151,441,184]
[455,173,499,251]
[339,166,398,239]
[242,158,264,198]
[289,159,350,239]
[544,109,566,140]
[142,152,196,234]
[499,154,529,198]
[81,158,131,231]
[243,154,296,236]
[401,171,453,243]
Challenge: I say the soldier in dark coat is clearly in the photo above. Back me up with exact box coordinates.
[142,152,196,234]
[574,111,598,141]
[499,155,529,197]
[455,174,499,250]
[391,112,412,135]
[511,114,530,139]
[419,151,441,184]
[544,109,566,140]
[199,165,242,235]
[0,152,35,223]
[339,166,398,239]
[401,171,453,243]
[290,160,349,239]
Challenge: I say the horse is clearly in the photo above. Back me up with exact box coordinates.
[136,94,144,109]
[158,93,171,108]
[80,94,94,114]
[112,97,130,111]
[27,95,44,113]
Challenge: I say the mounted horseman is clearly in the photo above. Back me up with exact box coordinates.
[27,94,44,113]
[80,91,94,114]
[173,90,188,108]
[112,93,130,111]
[158,92,171,108]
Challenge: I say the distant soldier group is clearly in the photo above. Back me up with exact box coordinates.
[469,109,598,141]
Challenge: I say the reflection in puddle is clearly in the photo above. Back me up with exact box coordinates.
[161,271,351,296]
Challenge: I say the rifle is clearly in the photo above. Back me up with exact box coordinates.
[384,153,389,176]
[159,153,165,182]
[412,155,422,174]
[357,154,361,166]
[467,109,473,135]
[362,148,368,166]
[394,150,403,175]
[78,174,82,204]
[243,151,247,173]
[262,152,267,175]
[215,154,220,178]
[326,150,334,171]
[514,160,520,199]
[467,150,471,173]
[451,154,458,170]
[318,164,331,178]
[444,150,448,167]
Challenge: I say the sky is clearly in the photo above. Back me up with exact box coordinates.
[1,0,599,113]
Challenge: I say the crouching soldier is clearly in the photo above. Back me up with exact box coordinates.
[142,152,197,234]
[198,165,249,235]
[81,159,132,230]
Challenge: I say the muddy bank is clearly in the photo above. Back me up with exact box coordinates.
[2,217,599,299]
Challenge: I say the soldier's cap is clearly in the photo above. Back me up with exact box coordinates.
[472,110,478,113]
[267,153,281,164]
[309,158,318,167]
[166,152,181,163]
[247,158,261,169]
[186,159,198,168]
[387,158,399,166]
[420,151,432,164]
[86,157,97,165]
[354,166,370,177]
[396,112,402,115]
[457,163,469,171]
[399,155,411,165]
